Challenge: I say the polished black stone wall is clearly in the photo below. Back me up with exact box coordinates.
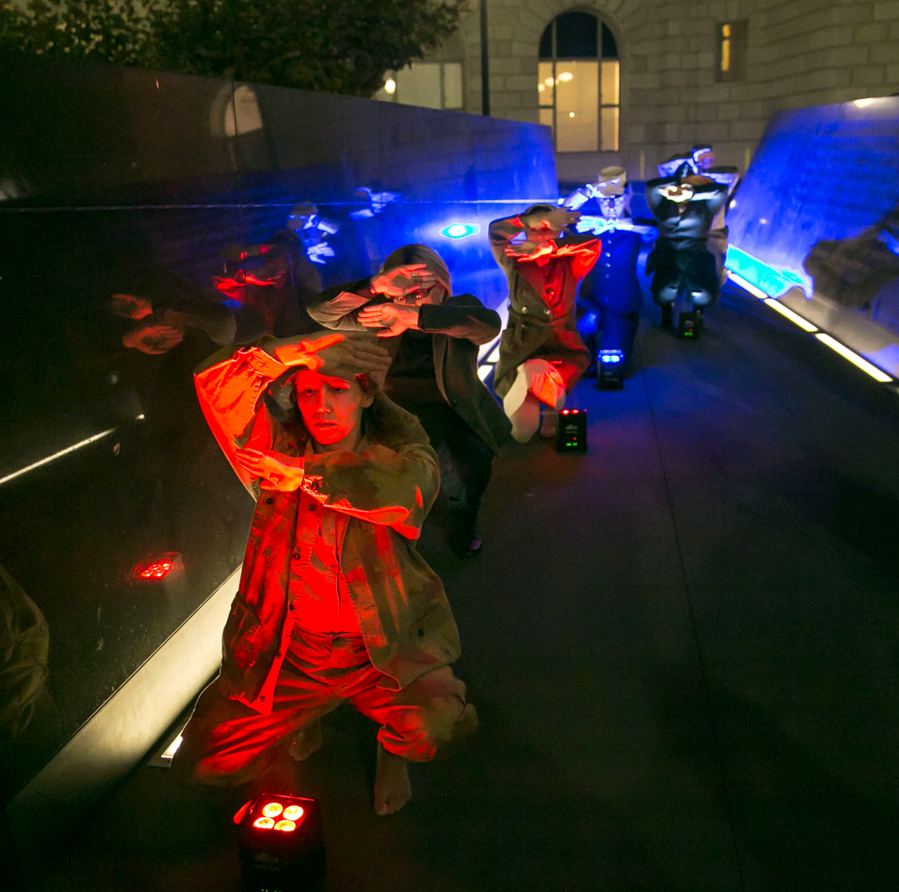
[0,51,557,800]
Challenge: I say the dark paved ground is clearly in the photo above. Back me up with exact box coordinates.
[28,284,899,892]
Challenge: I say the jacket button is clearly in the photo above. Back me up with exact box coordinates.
[308,503,317,511]
[260,695,266,701]
[293,552,300,560]
[266,497,274,505]
[521,306,528,313]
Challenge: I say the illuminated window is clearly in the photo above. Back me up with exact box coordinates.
[373,62,464,110]
[717,21,747,82]
[538,12,619,153]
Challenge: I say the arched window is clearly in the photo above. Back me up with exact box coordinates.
[538,11,619,152]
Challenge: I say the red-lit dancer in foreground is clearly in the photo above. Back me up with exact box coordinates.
[490,206,600,442]
[173,332,477,814]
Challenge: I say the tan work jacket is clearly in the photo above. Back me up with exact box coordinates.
[195,342,461,715]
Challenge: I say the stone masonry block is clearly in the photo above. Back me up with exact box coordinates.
[836,3,874,24]
[729,119,764,141]
[851,65,886,86]
[869,43,899,65]
[854,22,888,44]
[873,1,899,22]
[505,74,539,91]
[490,57,523,75]
[715,103,742,121]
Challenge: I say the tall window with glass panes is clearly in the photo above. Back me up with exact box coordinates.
[538,11,620,152]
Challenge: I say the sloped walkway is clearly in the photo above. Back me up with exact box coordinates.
[30,285,899,892]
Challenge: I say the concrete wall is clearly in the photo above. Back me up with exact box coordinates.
[440,0,899,183]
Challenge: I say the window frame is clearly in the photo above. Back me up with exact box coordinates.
[716,20,748,83]
[538,13,620,153]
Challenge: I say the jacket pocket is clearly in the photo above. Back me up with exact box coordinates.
[408,604,456,660]
[226,600,263,670]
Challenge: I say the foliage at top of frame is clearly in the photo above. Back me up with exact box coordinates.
[0,0,469,95]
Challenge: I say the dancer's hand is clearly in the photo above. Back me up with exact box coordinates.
[371,263,438,298]
[235,448,305,492]
[273,332,392,377]
[358,302,420,337]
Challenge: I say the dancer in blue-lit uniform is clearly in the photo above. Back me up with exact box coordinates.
[645,159,729,334]
[563,167,655,386]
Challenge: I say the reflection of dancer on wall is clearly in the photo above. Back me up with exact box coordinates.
[173,333,477,815]
[489,206,600,442]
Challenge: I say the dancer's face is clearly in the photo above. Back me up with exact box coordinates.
[294,369,373,452]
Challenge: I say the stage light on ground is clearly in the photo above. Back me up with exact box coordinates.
[235,793,325,891]
[597,349,625,388]
[556,409,587,453]
[763,298,818,332]
[814,334,893,383]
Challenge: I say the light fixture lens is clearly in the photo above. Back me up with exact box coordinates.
[384,78,396,95]
[262,802,284,818]
[253,817,275,829]
[283,805,304,820]
[274,820,297,832]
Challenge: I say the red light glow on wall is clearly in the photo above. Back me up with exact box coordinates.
[133,553,180,580]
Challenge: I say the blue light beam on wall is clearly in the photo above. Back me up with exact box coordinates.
[725,245,813,299]
[441,223,481,240]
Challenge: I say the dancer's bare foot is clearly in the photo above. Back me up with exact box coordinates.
[288,719,324,762]
[374,744,411,815]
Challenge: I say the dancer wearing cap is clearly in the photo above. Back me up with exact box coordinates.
[173,331,477,815]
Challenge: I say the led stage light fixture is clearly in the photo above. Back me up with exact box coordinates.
[597,350,625,389]
[234,793,325,891]
[556,409,587,453]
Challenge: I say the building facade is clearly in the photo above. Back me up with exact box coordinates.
[378,0,899,183]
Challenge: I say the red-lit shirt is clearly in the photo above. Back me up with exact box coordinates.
[290,503,362,638]
[287,441,363,638]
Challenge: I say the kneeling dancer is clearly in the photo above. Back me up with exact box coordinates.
[173,332,477,815]
[489,206,600,442]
